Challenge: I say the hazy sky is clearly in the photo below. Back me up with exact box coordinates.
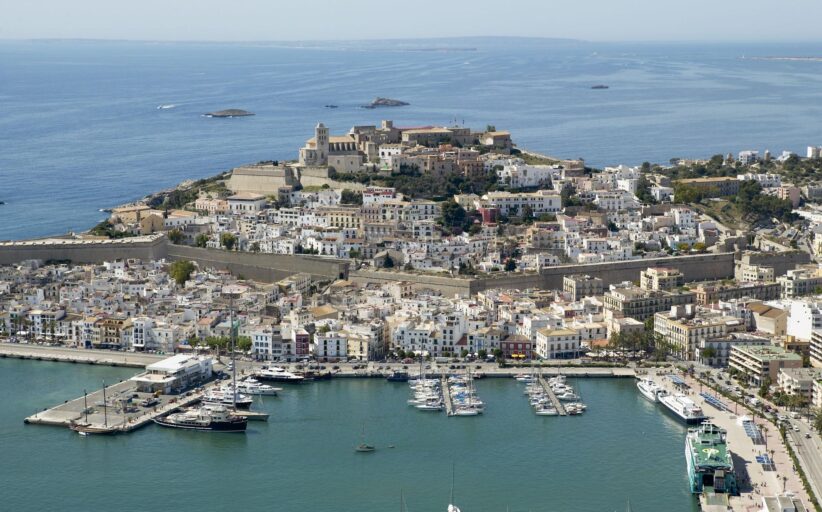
[3,0,822,42]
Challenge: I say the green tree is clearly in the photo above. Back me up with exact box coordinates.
[504,258,517,272]
[220,232,237,251]
[168,260,196,286]
[460,349,469,358]
[249,242,261,253]
[677,243,690,253]
[693,242,707,253]
[478,349,488,360]
[759,376,772,398]
[814,408,822,433]
[438,199,469,233]
[340,189,363,205]
[236,335,252,353]
[205,336,229,355]
[167,228,184,244]
[195,233,209,248]
[383,255,395,269]
[561,184,583,208]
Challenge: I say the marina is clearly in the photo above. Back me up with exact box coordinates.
[4,358,700,511]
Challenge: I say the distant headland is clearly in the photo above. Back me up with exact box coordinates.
[361,97,409,109]
[203,109,255,118]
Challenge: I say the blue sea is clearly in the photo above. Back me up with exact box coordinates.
[2,38,822,240]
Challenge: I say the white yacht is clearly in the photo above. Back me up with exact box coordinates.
[202,386,254,409]
[237,378,281,396]
[255,366,305,383]
[636,378,663,402]
[659,392,706,423]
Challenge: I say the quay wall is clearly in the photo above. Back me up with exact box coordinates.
[352,253,735,297]
[0,235,168,265]
[167,245,350,283]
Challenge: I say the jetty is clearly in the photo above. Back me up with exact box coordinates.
[538,375,567,416]
[441,375,454,416]
[25,379,204,433]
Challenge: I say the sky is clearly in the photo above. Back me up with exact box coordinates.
[2,0,822,43]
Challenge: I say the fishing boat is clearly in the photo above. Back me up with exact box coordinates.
[154,404,248,433]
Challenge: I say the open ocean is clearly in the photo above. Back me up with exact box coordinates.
[2,38,822,240]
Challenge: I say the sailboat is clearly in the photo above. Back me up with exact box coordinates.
[447,464,461,512]
[355,422,376,452]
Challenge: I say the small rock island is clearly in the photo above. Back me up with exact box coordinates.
[203,109,255,118]
[361,97,409,109]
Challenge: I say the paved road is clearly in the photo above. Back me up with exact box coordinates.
[0,342,163,367]
[787,418,822,501]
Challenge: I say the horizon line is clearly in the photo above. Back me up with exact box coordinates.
[3,35,822,46]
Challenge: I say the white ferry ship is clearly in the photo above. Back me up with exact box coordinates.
[659,392,706,423]
[636,378,664,402]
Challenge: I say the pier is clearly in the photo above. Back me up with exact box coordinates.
[644,371,812,511]
[440,375,454,416]
[538,375,567,416]
[25,379,205,433]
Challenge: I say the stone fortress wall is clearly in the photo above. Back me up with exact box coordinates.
[351,252,737,297]
[166,245,350,283]
[0,235,169,265]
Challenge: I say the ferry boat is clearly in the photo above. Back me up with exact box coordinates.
[636,378,664,402]
[659,392,706,423]
[154,404,248,433]
[685,422,738,495]
[255,366,305,383]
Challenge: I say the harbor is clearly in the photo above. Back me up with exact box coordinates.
[4,357,700,511]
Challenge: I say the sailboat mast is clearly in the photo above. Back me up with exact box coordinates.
[102,380,108,427]
[230,293,237,410]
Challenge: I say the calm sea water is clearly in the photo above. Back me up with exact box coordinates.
[2,39,822,240]
[0,358,697,511]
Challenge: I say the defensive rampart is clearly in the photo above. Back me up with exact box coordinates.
[167,245,349,283]
[351,253,736,297]
[0,235,168,265]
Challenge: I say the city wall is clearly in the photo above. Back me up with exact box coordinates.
[167,245,350,283]
[228,164,365,195]
[351,253,736,297]
[469,252,736,294]
[350,269,473,297]
[0,235,169,265]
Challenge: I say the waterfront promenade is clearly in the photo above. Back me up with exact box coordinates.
[646,370,812,511]
[0,342,162,367]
